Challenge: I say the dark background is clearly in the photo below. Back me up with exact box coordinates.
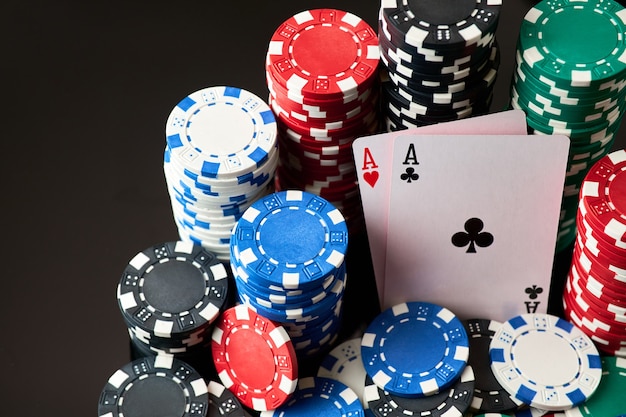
[2,1,625,414]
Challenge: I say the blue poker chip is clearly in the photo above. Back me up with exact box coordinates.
[361,301,469,398]
[230,190,349,290]
[259,376,364,417]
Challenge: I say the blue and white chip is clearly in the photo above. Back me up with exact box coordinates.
[489,313,602,411]
[361,301,470,398]
[230,190,348,290]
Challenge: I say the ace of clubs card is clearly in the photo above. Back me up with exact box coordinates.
[383,133,570,321]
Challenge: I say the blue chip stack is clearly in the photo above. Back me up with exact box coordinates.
[163,86,279,261]
[229,190,349,359]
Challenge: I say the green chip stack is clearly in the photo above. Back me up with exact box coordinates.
[510,0,626,253]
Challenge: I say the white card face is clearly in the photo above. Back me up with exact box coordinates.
[352,110,528,308]
[383,134,570,321]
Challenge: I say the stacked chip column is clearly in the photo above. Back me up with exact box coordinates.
[378,0,502,130]
[163,86,279,260]
[229,190,349,364]
[265,9,381,235]
[509,0,626,252]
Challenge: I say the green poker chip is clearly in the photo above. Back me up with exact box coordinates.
[564,356,626,417]
[519,0,626,88]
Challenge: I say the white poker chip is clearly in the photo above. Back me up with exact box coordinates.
[316,337,367,408]
[489,313,602,411]
[165,86,277,180]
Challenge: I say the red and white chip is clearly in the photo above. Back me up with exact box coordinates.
[211,304,298,411]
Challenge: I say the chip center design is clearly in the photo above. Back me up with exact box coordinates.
[187,102,255,155]
[227,328,280,389]
[542,9,618,64]
[259,208,325,264]
[291,25,358,76]
[142,260,206,314]
[513,331,579,386]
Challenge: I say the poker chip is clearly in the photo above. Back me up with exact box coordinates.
[364,365,475,417]
[317,337,368,408]
[361,301,469,398]
[378,0,501,129]
[229,190,349,358]
[116,241,230,355]
[211,304,298,411]
[265,9,380,234]
[206,380,246,417]
[259,376,365,417]
[98,356,209,417]
[463,319,524,414]
[563,356,626,417]
[510,0,626,251]
[562,149,626,355]
[489,313,602,411]
[163,86,279,260]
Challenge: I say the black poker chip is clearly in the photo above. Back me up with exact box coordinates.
[206,380,247,417]
[463,318,524,413]
[98,356,209,417]
[364,365,475,417]
[116,241,230,353]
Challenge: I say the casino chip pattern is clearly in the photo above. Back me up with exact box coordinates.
[265,8,380,234]
[563,149,626,357]
[509,0,626,252]
[229,190,349,360]
[116,241,230,369]
[163,86,279,261]
[378,0,502,131]
[96,3,626,417]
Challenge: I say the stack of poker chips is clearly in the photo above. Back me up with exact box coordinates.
[378,0,501,131]
[563,149,626,357]
[116,241,230,374]
[509,0,626,252]
[310,306,606,416]
[229,190,349,360]
[360,301,475,417]
[265,8,380,234]
[163,85,278,260]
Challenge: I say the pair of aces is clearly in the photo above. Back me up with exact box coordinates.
[353,110,570,322]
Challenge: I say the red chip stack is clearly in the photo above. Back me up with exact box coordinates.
[563,148,626,357]
[264,8,381,234]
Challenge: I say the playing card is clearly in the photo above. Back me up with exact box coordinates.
[352,109,528,308]
[383,134,570,321]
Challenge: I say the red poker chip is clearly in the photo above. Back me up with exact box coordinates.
[272,102,377,139]
[268,81,378,119]
[266,9,379,100]
[568,268,626,322]
[279,126,355,145]
[565,275,626,333]
[211,304,298,411]
[579,149,626,245]
[574,238,626,288]
[577,209,626,259]
[269,95,376,130]
[265,69,370,108]
[278,134,356,158]
[570,259,625,305]
[576,230,626,272]
[563,292,626,349]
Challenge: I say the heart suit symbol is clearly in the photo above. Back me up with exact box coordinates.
[363,170,379,188]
